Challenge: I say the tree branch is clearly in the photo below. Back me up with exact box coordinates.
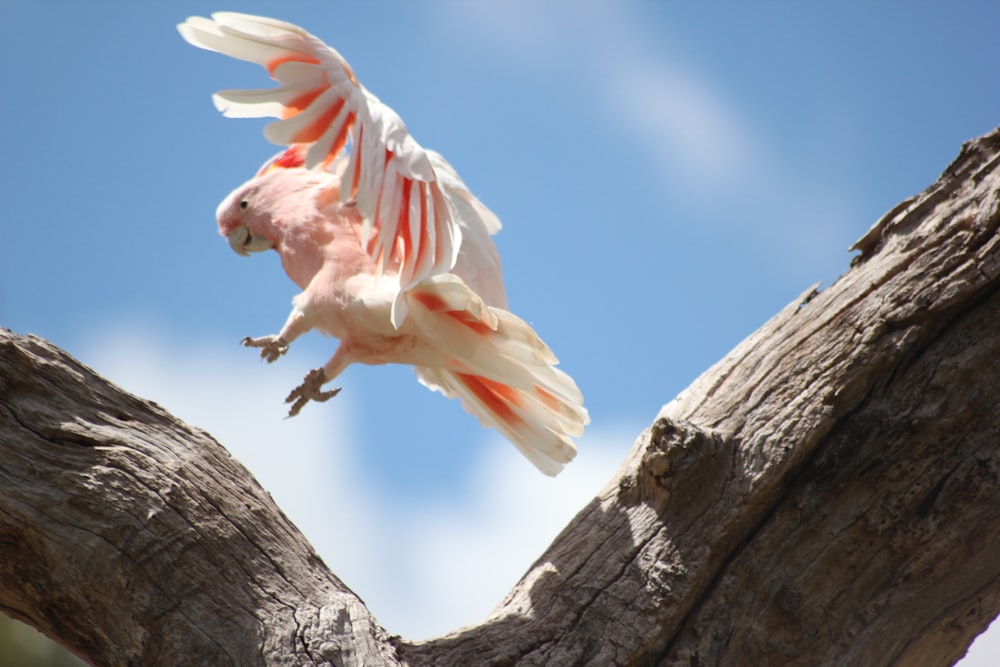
[3,127,1000,666]
[0,335,395,665]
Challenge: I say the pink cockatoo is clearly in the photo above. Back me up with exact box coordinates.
[178,12,588,475]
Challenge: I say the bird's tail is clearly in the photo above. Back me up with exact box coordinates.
[408,274,589,476]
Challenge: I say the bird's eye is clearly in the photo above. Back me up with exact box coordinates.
[240,199,249,210]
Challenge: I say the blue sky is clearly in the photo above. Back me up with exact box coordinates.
[3,1,1000,659]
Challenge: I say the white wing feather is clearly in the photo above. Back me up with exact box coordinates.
[178,12,472,326]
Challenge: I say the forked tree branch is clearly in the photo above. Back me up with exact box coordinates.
[3,128,1000,666]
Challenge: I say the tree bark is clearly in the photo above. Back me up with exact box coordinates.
[3,127,1000,667]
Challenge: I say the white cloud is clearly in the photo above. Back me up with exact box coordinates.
[78,322,636,640]
[960,617,1000,667]
[379,429,631,638]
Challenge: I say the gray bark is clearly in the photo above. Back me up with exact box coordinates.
[3,127,1000,666]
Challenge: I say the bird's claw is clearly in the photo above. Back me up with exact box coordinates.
[242,335,288,363]
[285,368,341,417]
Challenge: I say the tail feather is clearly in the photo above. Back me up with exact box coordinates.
[492,309,559,366]
[417,367,580,476]
[409,275,589,475]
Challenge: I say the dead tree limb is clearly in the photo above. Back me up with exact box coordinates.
[3,127,1000,666]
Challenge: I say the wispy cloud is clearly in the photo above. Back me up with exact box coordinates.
[446,0,773,204]
[443,0,861,279]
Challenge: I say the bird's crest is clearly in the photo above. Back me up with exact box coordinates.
[256,145,308,177]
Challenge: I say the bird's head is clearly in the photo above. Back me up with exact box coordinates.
[216,180,280,257]
[215,145,312,257]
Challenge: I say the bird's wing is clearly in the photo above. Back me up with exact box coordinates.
[178,12,461,326]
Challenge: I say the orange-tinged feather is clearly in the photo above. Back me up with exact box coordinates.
[458,374,523,425]
[282,88,327,119]
[415,182,430,272]
[447,310,493,335]
[535,385,560,411]
[321,111,355,168]
[266,54,320,77]
[399,178,413,261]
[350,129,362,198]
[412,287,493,333]
[412,291,447,312]
[343,63,359,87]
[290,98,345,144]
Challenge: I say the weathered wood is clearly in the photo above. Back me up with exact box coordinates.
[2,127,1000,666]
[0,336,397,666]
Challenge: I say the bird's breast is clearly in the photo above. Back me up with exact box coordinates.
[299,270,397,339]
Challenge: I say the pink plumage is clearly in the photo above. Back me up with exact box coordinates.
[179,12,588,475]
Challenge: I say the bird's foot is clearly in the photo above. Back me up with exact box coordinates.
[285,368,341,417]
[242,335,288,363]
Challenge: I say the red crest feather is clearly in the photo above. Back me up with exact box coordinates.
[256,144,308,176]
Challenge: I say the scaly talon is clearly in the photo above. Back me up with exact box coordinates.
[242,335,289,363]
[285,368,341,417]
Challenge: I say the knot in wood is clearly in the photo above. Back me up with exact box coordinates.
[619,417,728,509]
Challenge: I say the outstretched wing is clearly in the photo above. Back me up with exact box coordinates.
[178,12,461,326]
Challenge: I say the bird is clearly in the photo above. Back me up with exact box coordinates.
[178,12,588,475]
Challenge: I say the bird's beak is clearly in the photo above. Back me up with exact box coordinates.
[227,226,274,256]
